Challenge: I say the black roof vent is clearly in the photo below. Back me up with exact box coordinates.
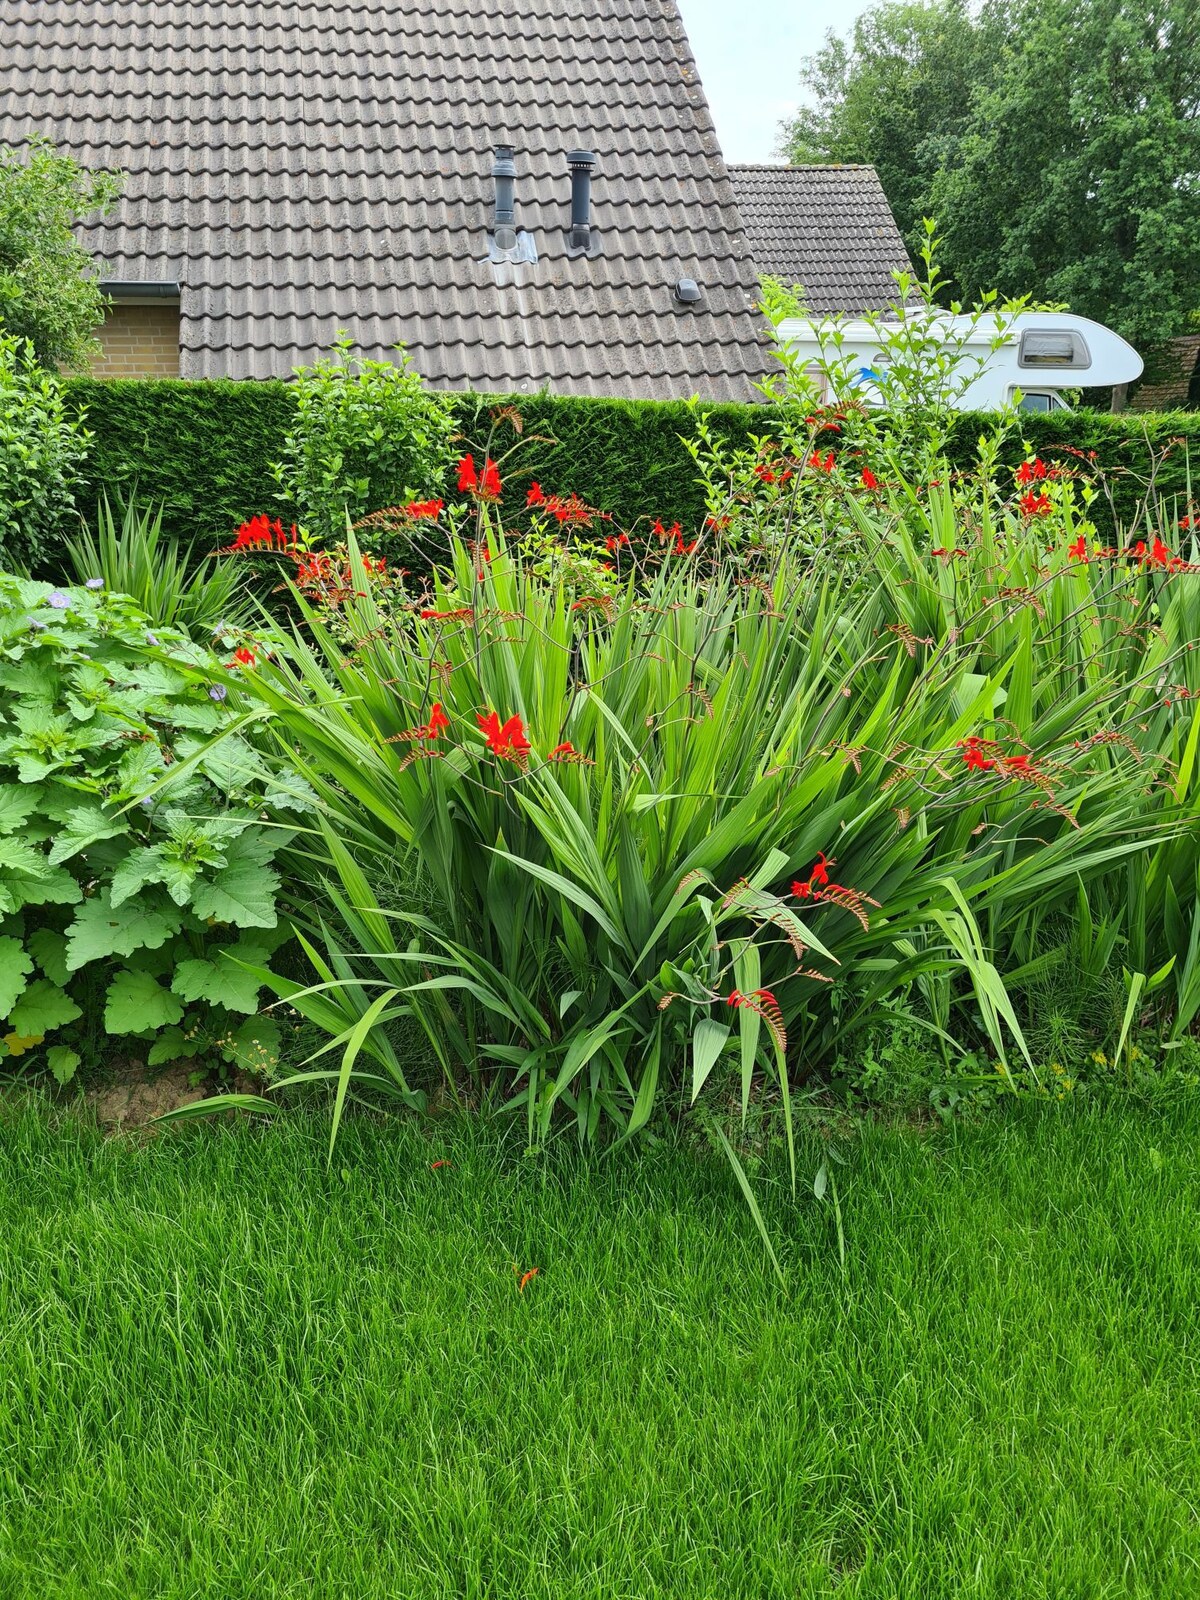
[674,278,702,304]
[566,149,599,257]
[491,145,518,252]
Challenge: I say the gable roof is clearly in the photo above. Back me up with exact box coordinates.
[0,0,771,399]
[729,165,913,315]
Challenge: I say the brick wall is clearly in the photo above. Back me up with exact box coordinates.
[91,303,181,378]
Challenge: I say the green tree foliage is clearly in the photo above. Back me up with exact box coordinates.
[779,0,1001,262]
[780,0,1200,346]
[0,137,122,370]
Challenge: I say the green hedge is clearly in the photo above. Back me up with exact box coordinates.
[63,379,1199,548]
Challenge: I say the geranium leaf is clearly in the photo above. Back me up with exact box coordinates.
[27,927,70,987]
[9,978,82,1035]
[0,934,34,1017]
[47,1045,81,1085]
[105,969,185,1035]
[66,890,184,971]
[171,955,264,1015]
[47,804,126,865]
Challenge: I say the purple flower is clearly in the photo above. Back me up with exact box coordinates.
[208,684,228,702]
[46,591,69,610]
[28,618,46,632]
[85,578,104,591]
[146,633,159,646]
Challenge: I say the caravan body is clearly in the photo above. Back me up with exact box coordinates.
[775,310,1143,413]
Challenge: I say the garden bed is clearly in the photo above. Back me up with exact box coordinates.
[1,1094,1197,1598]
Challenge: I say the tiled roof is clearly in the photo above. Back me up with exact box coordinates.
[729,164,913,315]
[0,0,772,399]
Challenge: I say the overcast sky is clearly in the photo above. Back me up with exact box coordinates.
[674,0,870,165]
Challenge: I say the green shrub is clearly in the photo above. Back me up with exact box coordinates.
[201,445,1199,1211]
[270,335,458,546]
[0,335,90,571]
[0,576,306,1082]
[60,372,1200,560]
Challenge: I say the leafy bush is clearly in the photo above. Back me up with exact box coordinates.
[0,136,122,371]
[62,493,252,639]
[59,375,1200,560]
[203,440,1199,1219]
[270,334,458,546]
[0,335,90,571]
[0,576,305,1083]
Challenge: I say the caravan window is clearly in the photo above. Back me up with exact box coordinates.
[1012,389,1071,414]
[1018,329,1090,370]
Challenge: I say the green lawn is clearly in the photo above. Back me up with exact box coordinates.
[1,1095,1198,1599]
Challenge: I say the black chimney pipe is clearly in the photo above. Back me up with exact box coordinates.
[492,145,517,251]
[567,149,597,252]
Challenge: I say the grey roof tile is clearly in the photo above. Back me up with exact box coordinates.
[0,0,775,398]
[729,164,913,315]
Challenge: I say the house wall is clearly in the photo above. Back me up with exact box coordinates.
[91,303,180,378]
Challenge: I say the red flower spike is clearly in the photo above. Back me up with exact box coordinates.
[480,458,502,500]
[526,482,545,508]
[456,455,478,492]
[229,646,256,667]
[1068,535,1087,561]
[791,880,811,899]
[405,498,443,519]
[1018,490,1053,517]
[860,467,880,490]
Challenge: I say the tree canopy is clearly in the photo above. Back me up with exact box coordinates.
[0,138,121,370]
[780,0,1200,348]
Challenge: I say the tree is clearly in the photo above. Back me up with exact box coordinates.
[930,0,1200,349]
[0,137,122,370]
[779,0,1200,351]
[778,0,1002,261]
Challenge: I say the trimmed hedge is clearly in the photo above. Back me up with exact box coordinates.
[63,378,1199,548]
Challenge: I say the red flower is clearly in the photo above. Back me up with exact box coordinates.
[229,646,256,667]
[1068,535,1088,561]
[673,535,698,555]
[728,988,777,1009]
[961,736,997,772]
[548,741,577,759]
[1018,490,1053,517]
[1150,536,1180,570]
[860,467,880,491]
[456,455,478,492]
[405,498,443,519]
[480,458,503,500]
[1129,540,1147,562]
[431,1160,450,1170]
[704,514,731,532]
[425,702,450,738]
[526,482,546,508]
[791,879,811,899]
[604,532,630,552]
[477,709,530,759]
[1015,458,1047,485]
[755,464,777,484]
[809,852,830,886]
[518,1268,539,1293]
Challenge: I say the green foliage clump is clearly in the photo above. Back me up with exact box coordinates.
[270,334,458,545]
[205,439,1200,1234]
[0,137,122,370]
[0,576,305,1082]
[61,493,252,640]
[0,335,90,572]
[780,0,1200,347]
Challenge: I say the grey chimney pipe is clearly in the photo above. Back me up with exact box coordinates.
[567,149,597,252]
[492,145,517,251]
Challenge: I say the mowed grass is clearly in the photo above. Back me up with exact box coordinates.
[1,1096,1199,1600]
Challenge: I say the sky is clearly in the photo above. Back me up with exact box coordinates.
[674,0,870,165]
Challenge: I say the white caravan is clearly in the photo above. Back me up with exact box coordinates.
[776,310,1143,414]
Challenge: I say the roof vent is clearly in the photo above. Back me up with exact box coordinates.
[566,149,598,257]
[674,278,702,304]
[491,145,518,252]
